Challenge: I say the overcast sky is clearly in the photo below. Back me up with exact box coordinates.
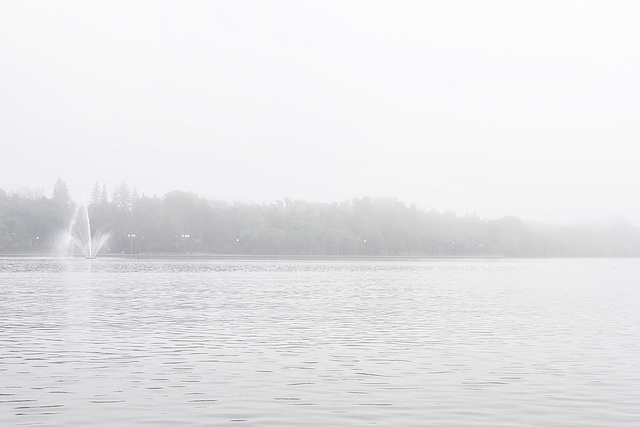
[1,1,638,223]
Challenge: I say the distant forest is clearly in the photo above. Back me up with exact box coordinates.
[2,179,640,257]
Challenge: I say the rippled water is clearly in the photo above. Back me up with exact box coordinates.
[1,257,639,426]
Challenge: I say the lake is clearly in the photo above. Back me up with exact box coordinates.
[1,257,639,426]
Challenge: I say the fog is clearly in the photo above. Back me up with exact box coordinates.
[1,1,638,224]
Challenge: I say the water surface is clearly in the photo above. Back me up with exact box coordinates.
[1,258,639,425]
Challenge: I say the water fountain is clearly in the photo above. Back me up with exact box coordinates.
[56,205,110,258]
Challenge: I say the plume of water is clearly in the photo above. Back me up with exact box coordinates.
[56,205,110,258]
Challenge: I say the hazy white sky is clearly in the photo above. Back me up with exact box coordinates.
[1,1,638,223]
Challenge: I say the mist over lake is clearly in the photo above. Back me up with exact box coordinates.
[2,1,640,425]
[2,1,639,223]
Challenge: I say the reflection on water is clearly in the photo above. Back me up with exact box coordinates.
[1,257,639,426]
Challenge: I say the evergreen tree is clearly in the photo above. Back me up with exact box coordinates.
[52,178,72,212]
[89,182,101,206]
[113,181,131,212]
[100,184,109,205]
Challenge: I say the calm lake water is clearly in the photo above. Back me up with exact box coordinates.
[1,257,639,426]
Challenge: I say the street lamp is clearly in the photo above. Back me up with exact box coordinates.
[127,234,136,254]
[363,239,371,255]
[181,234,190,254]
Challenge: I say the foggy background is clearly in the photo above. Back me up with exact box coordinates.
[1,1,638,224]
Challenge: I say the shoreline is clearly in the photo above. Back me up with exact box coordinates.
[2,253,638,260]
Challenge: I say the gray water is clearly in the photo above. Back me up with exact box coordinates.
[1,257,639,426]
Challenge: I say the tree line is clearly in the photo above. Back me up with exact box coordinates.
[1,179,640,257]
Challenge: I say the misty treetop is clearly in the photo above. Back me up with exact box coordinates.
[1,180,640,257]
